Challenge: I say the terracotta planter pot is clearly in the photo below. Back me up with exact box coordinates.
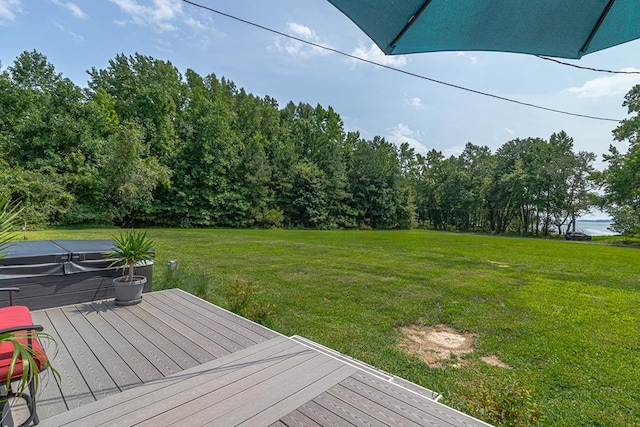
[113,276,146,306]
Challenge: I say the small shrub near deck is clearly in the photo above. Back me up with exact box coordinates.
[225,279,274,326]
[466,379,544,426]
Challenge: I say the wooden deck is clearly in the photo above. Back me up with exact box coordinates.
[9,289,489,426]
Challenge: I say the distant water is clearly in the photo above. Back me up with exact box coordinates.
[574,220,617,236]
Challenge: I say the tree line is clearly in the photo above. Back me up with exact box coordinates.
[1,50,638,235]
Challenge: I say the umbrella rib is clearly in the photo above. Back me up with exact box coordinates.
[579,0,616,58]
[389,0,433,53]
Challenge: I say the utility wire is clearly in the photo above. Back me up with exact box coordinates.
[181,0,620,122]
[536,55,640,74]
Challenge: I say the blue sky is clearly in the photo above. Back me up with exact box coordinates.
[2,0,640,167]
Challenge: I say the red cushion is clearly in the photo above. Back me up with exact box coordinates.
[0,306,47,381]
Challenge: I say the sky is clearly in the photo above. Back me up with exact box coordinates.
[2,0,640,171]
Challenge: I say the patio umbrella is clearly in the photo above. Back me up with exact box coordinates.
[326,0,640,59]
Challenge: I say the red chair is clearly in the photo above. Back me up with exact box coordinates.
[0,288,47,426]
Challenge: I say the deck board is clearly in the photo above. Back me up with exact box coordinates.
[339,377,453,427]
[109,302,201,370]
[59,305,141,392]
[146,292,247,354]
[297,400,360,427]
[45,308,119,399]
[42,337,297,426]
[168,289,280,341]
[278,410,323,427]
[327,384,425,427]
[22,289,489,427]
[30,310,95,412]
[311,392,389,427]
[73,301,163,384]
[144,345,326,426]
[348,371,483,427]
[86,300,183,376]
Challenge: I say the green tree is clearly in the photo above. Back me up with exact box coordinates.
[0,51,105,226]
[280,102,351,228]
[101,121,169,225]
[348,136,402,229]
[607,205,639,239]
[170,71,236,227]
[600,84,640,221]
[459,143,494,230]
[286,160,328,228]
[87,53,184,164]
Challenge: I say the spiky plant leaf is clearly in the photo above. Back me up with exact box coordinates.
[105,230,155,282]
[0,195,21,258]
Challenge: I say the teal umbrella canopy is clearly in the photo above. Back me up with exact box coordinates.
[327,0,640,59]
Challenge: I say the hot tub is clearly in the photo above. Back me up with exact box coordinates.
[0,240,153,310]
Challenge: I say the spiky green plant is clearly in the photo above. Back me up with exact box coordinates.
[1,329,59,398]
[0,195,21,256]
[0,195,59,412]
[106,230,155,282]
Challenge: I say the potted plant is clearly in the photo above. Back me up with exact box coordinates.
[106,230,155,306]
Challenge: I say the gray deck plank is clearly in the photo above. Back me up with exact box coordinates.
[107,338,305,427]
[350,371,487,427]
[159,290,270,346]
[279,410,323,427]
[86,301,182,376]
[118,297,216,367]
[169,289,279,340]
[341,374,487,427]
[39,337,297,426]
[154,290,262,350]
[30,310,95,412]
[60,305,142,392]
[140,293,232,357]
[45,308,120,400]
[328,384,424,427]
[113,302,201,370]
[297,400,361,427]
[128,299,216,363]
[312,392,388,427]
[270,422,289,427]
[200,356,348,426]
[141,344,324,426]
[145,291,245,354]
[238,364,358,427]
[77,301,163,384]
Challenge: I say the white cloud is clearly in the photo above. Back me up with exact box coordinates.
[408,96,423,109]
[456,52,479,65]
[110,0,183,32]
[351,43,407,67]
[52,0,88,19]
[566,68,640,99]
[387,123,428,154]
[0,0,22,23]
[108,0,217,49]
[273,22,332,58]
[184,16,205,31]
[504,127,515,135]
[53,21,84,42]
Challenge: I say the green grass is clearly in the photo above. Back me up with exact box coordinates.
[28,228,640,425]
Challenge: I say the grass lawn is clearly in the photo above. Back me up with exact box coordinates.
[28,228,640,426]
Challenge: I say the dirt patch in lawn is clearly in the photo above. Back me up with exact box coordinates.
[399,324,511,369]
[399,324,476,368]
